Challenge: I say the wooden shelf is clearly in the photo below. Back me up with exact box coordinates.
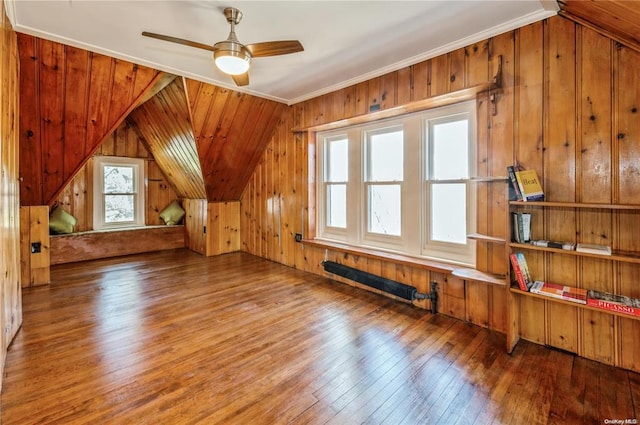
[510,288,640,322]
[509,242,640,264]
[470,176,508,182]
[467,233,506,244]
[509,201,640,210]
[452,268,506,286]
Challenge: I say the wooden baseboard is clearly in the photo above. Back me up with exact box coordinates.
[50,226,185,265]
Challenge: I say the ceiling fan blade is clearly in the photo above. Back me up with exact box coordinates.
[245,40,303,57]
[232,72,249,86]
[142,31,215,52]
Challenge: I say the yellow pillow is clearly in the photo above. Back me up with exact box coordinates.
[159,200,185,225]
[49,206,77,234]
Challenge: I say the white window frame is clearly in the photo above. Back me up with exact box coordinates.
[320,134,350,241]
[361,123,406,251]
[422,102,477,265]
[316,100,476,266]
[93,156,145,230]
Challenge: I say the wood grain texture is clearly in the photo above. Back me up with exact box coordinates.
[2,251,638,424]
[185,79,286,202]
[560,0,640,52]
[183,198,207,255]
[19,206,50,287]
[0,0,22,391]
[17,33,163,206]
[54,121,179,231]
[49,226,185,265]
[206,202,240,256]
[127,77,206,199]
[240,14,640,372]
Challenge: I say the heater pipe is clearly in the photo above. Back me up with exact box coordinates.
[322,261,438,314]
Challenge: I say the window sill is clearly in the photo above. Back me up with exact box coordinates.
[302,238,457,273]
[302,238,506,286]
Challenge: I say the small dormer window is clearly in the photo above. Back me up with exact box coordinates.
[93,156,145,230]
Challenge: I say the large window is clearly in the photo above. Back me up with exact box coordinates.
[317,101,476,265]
[93,156,145,230]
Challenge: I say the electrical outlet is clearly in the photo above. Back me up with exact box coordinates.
[295,233,303,243]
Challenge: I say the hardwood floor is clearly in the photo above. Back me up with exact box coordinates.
[2,249,638,424]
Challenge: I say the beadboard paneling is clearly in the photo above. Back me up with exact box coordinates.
[17,33,163,206]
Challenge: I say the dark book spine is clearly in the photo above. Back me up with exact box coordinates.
[506,166,523,201]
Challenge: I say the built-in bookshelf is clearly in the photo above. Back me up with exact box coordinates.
[507,199,640,358]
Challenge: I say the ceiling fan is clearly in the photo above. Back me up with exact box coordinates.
[142,7,304,87]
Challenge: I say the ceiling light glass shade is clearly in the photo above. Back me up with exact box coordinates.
[213,42,251,75]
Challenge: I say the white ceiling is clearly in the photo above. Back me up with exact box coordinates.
[6,1,558,105]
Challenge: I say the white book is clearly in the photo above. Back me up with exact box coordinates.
[576,243,612,256]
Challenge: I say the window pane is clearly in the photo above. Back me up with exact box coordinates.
[367,129,403,181]
[431,119,469,180]
[105,194,134,223]
[104,166,134,193]
[431,183,466,244]
[326,137,348,182]
[368,184,401,236]
[327,184,346,228]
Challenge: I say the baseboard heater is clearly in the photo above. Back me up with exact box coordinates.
[322,261,438,314]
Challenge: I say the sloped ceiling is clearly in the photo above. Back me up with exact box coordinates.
[18,33,163,206]
[18,33,287,206]
[559,0,640,51]
[127,77,207,200]
[185,79,286,202]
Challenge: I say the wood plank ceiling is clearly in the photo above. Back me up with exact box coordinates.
[559,0,640,51]
[185,79,286,202]
[17,33,287,206]
[127,77,207,199]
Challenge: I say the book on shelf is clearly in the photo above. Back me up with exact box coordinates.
[511,212,532,243]
[506,165,523,201]
[530,281,587,304]
[530,240,576,250]
[509,252,533,291]
[587,290,640,317]
[514,169,545,201]
[576,243,612,256]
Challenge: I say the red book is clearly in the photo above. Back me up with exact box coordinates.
[509,253,529,291]
[587,290,640,317]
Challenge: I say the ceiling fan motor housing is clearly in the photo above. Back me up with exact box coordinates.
[213,40,251,75]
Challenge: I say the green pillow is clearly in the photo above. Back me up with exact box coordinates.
[49,206,77,234]
[159,200,185,225]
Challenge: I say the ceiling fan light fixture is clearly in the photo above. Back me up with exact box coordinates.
[214,41,251,75]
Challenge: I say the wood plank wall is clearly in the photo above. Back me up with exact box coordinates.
[207,202,240,256]
[240,15,640,372]
[0,0,22,390]
[17,33,163,207]
[183,199,207,255]
[54,121,179,231]
[19,206,50,287]
[183,199,240,256]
